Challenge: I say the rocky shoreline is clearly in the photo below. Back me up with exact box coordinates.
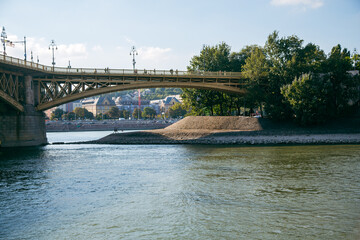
[70,116,360,145]
[84,131,360,145]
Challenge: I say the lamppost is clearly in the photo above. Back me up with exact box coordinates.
[11,36,27,61]
[1,27,7,55]
[49,40,57,67]
[130,46,140,120]
[130,46,138,71]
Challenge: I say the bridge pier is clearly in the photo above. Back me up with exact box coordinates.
[0,75,47,148]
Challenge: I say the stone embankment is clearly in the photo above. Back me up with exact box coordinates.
[46,120,173,132]
[86,116,360,145]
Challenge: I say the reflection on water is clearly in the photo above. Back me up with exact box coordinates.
[0,133,360,239]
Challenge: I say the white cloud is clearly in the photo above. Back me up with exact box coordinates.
[138,47,172,61]
[271,0,324,9]
[58,43,87,57]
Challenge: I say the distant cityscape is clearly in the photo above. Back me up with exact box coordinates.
[44,89,182,119]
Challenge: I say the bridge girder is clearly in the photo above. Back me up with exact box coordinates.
[35,80,247,111]
[0,70,24,112]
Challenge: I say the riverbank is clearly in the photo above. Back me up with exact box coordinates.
[46,120,173,132]
[82,116,360,145]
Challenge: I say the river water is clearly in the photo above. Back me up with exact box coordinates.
[0,131,360,239]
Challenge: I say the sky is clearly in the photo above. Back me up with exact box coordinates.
[0,0,359,70]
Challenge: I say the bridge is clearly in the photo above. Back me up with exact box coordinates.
[0,54,246,147]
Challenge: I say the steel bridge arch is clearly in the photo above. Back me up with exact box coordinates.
[36,81,247,111]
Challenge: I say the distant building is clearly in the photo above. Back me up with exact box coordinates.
[82,96,116,116]
[161,96,180,113]
[72,100,82,111]
[115,94,151,113]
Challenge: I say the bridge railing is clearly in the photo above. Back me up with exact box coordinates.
[0,54,242,77]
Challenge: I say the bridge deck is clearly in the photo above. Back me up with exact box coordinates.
[0,54,242,78]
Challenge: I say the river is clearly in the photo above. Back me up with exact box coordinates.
[0,131,359,239]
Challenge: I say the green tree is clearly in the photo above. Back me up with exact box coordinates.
[242,46,269,115]
[351,50,360,70]
[281,74,330,125]
[107,106,121,119]
[262,31,305,120]
[169,103,187,118]
[62,112,76,120]
[74,107,94,120]
[183,42,246,116]
[96,113,106,120]
[51,108,64,120]
[122,110,130,119]
[132,108,142,119]
[323,44,354,117]
[142,107,156,119]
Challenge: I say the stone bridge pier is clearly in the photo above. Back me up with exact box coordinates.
[0,75,47,147]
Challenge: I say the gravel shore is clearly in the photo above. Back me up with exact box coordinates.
[81,116,360,145]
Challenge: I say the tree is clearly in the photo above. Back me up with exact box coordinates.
[242,46,269,115]
[142,107,156,119]
[74,107,94,120]
[132,108,142,119]
[51,108,64,120]
[351,50,360,71]
[107,106,121,119]
[62,112,76,120]
[281,74,330,125]
[183,42,247,116]
[169,103,187,118]
[122,110,130,119]
[96,113,109,120]
[323,44,354,117]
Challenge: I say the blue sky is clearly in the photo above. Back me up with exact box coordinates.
[1,0,359,70]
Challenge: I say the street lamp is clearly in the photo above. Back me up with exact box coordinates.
[11,36,27,61]
[49,40,57,67]
[1,27,7,55]
[130,46,138,71]
[130,46,140,119]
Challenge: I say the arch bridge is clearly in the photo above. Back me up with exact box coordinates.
[0,54,247,147]
[0,54,246,112]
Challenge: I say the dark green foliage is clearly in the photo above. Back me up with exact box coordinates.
[169,103,187,118]
[107,106,121,119]
[281,74,330,125]
[182,42,248,116]
[183,32,359,125]
[51,108,64,120]
[62,112,76,120]
[132,108,142,119]
[74,107,94,120]
[142,107,156,119]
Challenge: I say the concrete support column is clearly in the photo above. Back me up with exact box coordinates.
[33,80,40,105]
[24,75,34,105]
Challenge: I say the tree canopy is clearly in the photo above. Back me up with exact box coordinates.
[182,31,359,125]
